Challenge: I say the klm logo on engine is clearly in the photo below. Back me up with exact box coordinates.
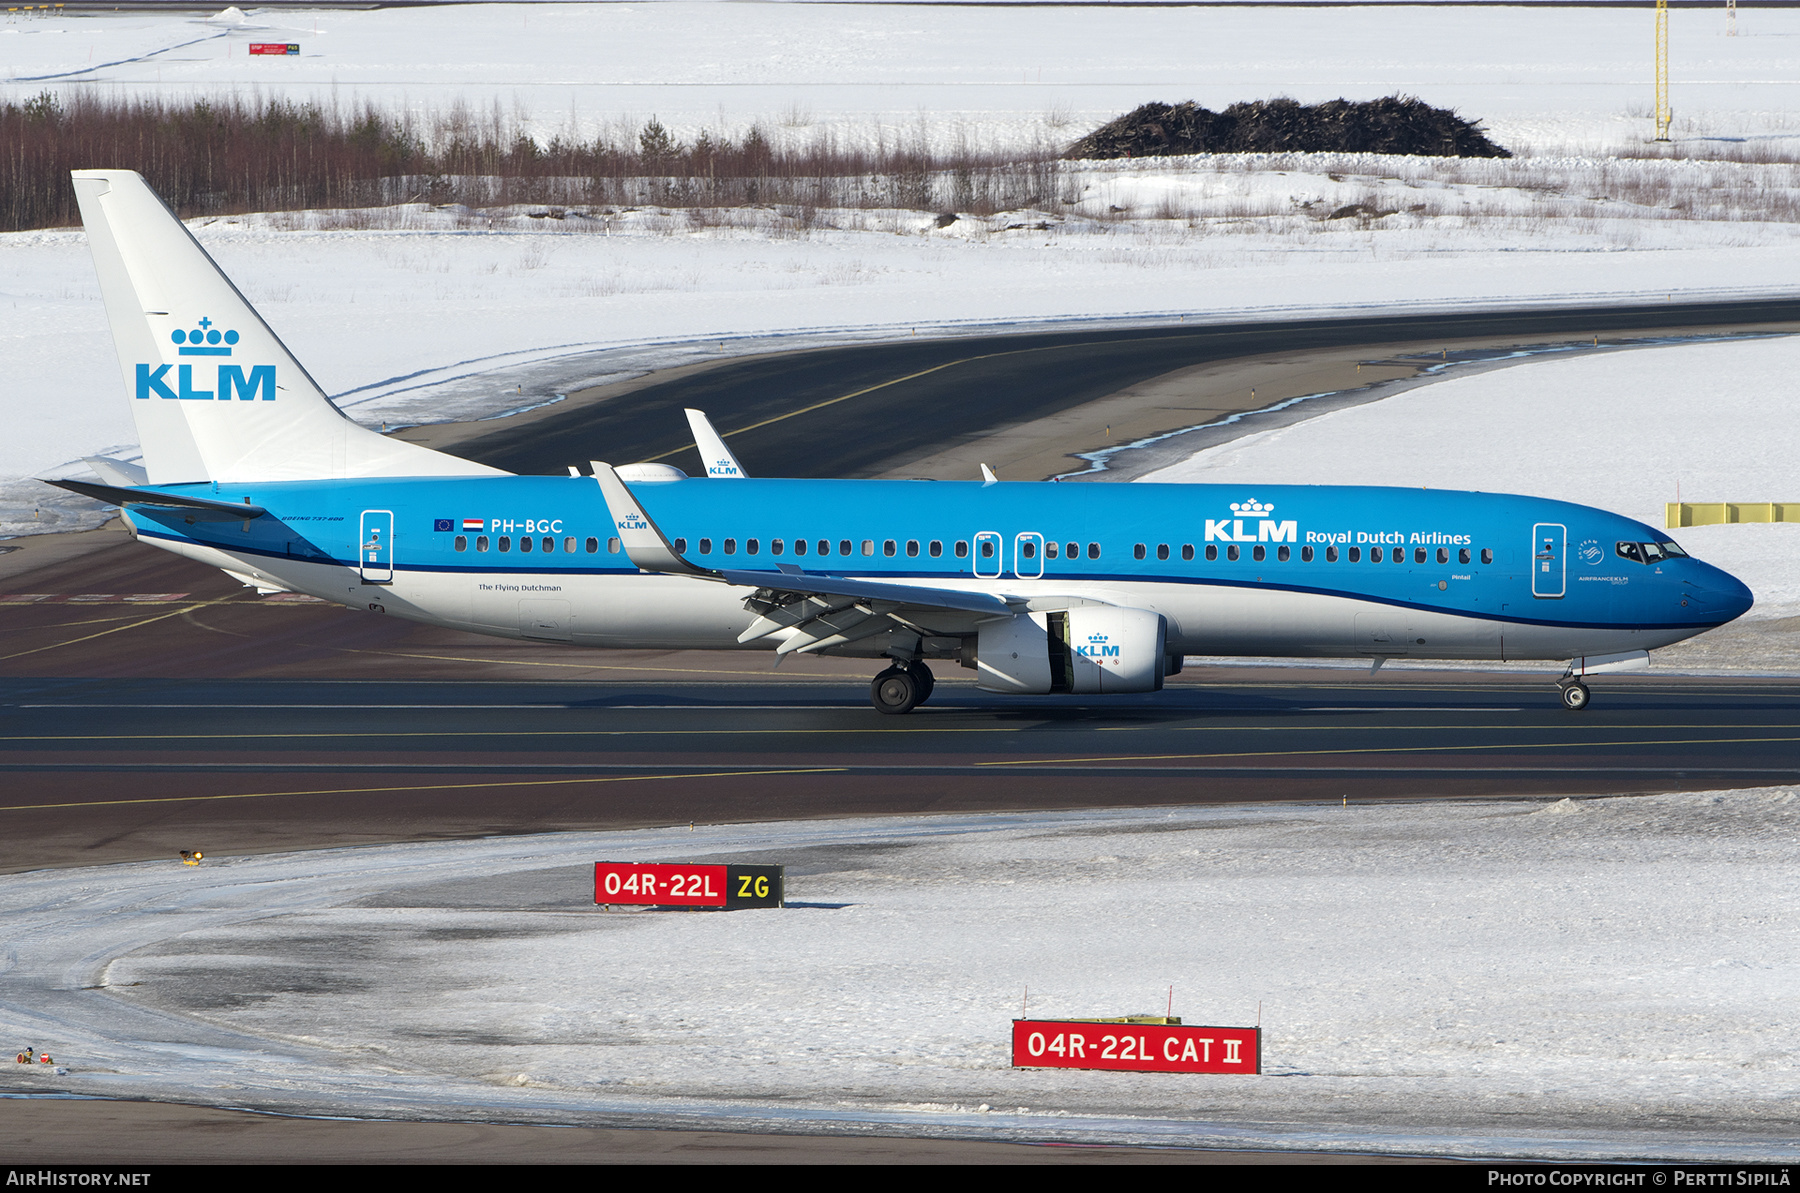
[1076,632,1120,661]
[136,317,274,401]
[1205,497,1297,544]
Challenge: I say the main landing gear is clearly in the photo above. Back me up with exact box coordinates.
[871,661,935,715]
[1558,678,1592,711]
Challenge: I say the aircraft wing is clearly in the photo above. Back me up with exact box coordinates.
[590,461,1017,656]
[43,478,268,522]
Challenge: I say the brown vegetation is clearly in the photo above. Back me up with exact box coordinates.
[1,90,1059,232]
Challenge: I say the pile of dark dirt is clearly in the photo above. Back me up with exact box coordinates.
[1065,96,1511,160]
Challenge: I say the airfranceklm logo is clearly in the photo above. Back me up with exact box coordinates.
[136,317,275,401]
[1205,498,1297,544]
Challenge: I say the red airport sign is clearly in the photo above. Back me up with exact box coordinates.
[594,862,783,910]
[1012,1019,1261,1074]
[249,43,300,56]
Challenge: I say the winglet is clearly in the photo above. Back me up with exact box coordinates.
[980,463,998,486]
[685,409,748,479]
[589,461,712,577]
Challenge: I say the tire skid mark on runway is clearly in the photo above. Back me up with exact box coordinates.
[983,734,1800,767]
[0,597,245,663]
[0,766,847,813]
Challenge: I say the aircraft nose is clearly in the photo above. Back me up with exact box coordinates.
[1688,562,1754,625]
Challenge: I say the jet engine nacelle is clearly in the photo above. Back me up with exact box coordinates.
[975,606,1168,695]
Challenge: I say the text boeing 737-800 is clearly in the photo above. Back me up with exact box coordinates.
[48,170,1753,713]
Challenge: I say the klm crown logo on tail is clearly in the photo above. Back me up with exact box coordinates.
[136,316,275,402]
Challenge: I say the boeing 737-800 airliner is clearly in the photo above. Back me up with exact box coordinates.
[49,170,1753,713]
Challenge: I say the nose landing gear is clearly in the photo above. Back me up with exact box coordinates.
[871,661,935,714]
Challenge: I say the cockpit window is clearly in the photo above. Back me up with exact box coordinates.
[1617,540,1686,565]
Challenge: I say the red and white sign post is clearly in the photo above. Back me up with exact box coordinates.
[1012,1019,1260,1074]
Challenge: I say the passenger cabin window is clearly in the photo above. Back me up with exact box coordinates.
[455,536,467,552]
[1252,545,1266,562]
[929,541,942,557]
[586,537,598,553]
[794,539,807,556]
[498,536,512,552]
[1301,546,1313,562]
[1181,544,1194,561]
[609,537,621,554]
[1371,546,1383,563]
[477,535,490,552]
[674,538,687,552]
[1394,549,1406,564]
[724,539,737,555]
[1227,545,1240,561]
[771,539,784,555]
[862,540,875,556]
[1066,542,1079,560]
[1134,544,1146,561]
[1459,548,1470,565]
[1045,542,1058,559]
[955,541,969,558]
[1021,541,1036,559]
[979,540,994,558]
[1348,547,1361,562]
[906,540,920,557]
[883,540,896,557]
[1480,548,1493,565]
[1277,545,1290,562]
[1326,546,1338,562]
[746,539,759,555]
[519,536,533,553]
[698,538,712,554]
[839,540,852,556]
[1205,544,1218,561]
[565,537,577,553]
[1155,544,1169,561]
[540,537,552,552]
[1436,547,1449,564]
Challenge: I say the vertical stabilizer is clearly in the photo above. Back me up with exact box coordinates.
[71,170,505,484]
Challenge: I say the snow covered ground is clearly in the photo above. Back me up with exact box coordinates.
[4,794,1798,1159]
[6,2,1798,155]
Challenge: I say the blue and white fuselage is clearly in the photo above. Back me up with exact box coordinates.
[58,170,1752,713]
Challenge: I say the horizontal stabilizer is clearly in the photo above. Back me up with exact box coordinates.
[82,456,149,487]
[44,478,267,521]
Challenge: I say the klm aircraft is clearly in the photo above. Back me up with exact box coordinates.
[52,170,1752,713]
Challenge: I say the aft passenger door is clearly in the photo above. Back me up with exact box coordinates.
[360,510,394,584]
[1531,523,1565,598]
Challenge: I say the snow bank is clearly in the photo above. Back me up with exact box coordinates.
[6,795,1798,1159]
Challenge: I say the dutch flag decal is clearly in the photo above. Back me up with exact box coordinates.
[462,518,484,531]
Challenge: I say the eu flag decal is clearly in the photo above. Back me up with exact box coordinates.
[433,518,453,532]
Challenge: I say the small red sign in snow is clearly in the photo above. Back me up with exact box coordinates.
[594,862,783,910]
[249,43,299,56]
[1012,1019,1260,1074]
